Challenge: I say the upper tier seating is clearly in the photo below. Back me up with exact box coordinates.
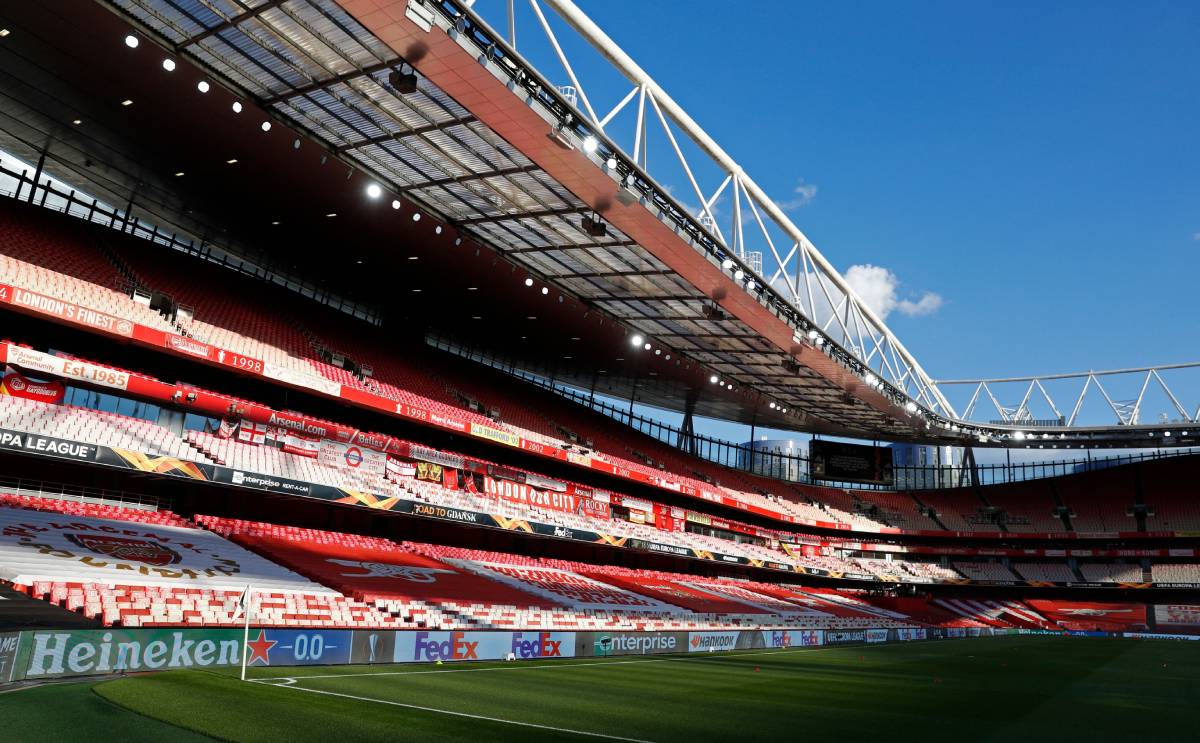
[0,201,178,334]
[1025,600,1149,632]
[1151,564,1200,584]
[952,561,1018,582]
[1013,562,1077,583]
[1079,563,1144,583]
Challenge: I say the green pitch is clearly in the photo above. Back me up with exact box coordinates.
[6,636,1198,742]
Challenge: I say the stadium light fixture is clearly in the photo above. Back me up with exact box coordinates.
[865,373,878,387]
[123,34,137,48]
[389,66,418,94]
[412,213,421,222]
[260,121,271,132]
[606,157,617,169]
[721,259,734,270]
[734,269,744,281]
[72,119,82,125]
[226,158,238,164]
[162,58,176,72]
[630,334,643,347]
[365,184,382,199]
[745,280,755,291]
[710,375,719,384]
[644,342,652,350]
[1013,431,1026,441]
[174,171,184,177]
[197,81,210,93]
[807,329,819,340]
[541,287,549,295]
[905,401,917,413]
[325,212,336,217]
[781,407,787,413]
[391,199,401,210]
[435,225,443,235]
[769,402,776,409]
[120,99,133,106]
[524,277,534,287]
[232,101,242,113]
[582,136,599,153]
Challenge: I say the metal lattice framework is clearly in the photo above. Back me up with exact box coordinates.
[936,362,1200,428]
[462,0,954,416]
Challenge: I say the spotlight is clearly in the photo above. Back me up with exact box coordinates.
[391,199,401,210]
[769,402,776,409]
[865,373,878,387]
[807,329,819,340]
[124,34,139,48]
[581,213,607,238]
[745,279,755,291]
[734,270,744,281]
[412,213,421,222]
[710,375,719,384]
[162,58,176,72]
[197,81,210,93]
[630,335,644,347]
[722,259,734,270]
[366,184,382,199]
[606,157,617,169]
[389,66,418,94]
[541,287,549,295]
[781,408,787,413]
[582,136,599,153]
[644,342,652,350]
[524,278,534,287]
[232,101,243,113]
[435,225,442,235]
[261,121,271,132]
[121,99,133,106]
[904,401,917,413]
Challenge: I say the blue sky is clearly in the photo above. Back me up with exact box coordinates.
[479,1,1200,439]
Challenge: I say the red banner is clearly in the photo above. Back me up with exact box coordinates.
[0,370,64,404]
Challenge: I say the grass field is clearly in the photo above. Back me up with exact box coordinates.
[6,636,1199,742]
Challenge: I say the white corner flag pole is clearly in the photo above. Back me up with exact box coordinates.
[239,584,253,681]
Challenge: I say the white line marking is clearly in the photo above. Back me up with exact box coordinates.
[251,680,656,743]
[251,636,998,683]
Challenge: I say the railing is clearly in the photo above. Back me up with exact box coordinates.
[431,334,1199,491]
[0,475,165,512]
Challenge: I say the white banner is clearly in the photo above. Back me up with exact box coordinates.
[4,345,129,392]
[281,434,318,458]
[0,508,332,592]
[261,362,341,396]
[319,440,387,475]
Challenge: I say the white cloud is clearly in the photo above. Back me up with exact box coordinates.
[897,292,944,317]
[778,179,818,211]
[843,263,943,320]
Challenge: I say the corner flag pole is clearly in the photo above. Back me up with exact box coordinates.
[239,584,253,681]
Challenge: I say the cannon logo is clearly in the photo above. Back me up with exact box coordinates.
[65,534,182,567]
[510,632,563,659]
[327,559,453,582]
[414,631,478,661]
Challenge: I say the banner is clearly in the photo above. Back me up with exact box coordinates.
[0,632,19,683]
[524,473,567,492]
[0,428,99,463]
[245,629,352,667]
[281,434,319,458]
[319,441,386,475]
[238,420,268,445]
[469,422,521,448]
[0,370,64,404]
[0,285,133,337]
[4,345,129,392]
[416,462,444,483]
[17,628,242,680]
[393,631,574,663]
[866,629,889,643]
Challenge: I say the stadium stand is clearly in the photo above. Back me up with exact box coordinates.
[1079,563,1144,584]
[1150,564,1200,584]
[952,562,1018,582]
[1013,563,1079,583]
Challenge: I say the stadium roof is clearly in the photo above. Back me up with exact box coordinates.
[0,0,1191,448]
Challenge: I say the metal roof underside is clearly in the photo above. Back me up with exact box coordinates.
[108,0,919,438]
